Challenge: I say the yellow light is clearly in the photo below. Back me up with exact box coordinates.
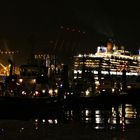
[49,89,53,96]
[54,89,58,94]
[31,79,36,84]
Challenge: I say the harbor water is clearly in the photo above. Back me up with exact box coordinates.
[0,102,140,140]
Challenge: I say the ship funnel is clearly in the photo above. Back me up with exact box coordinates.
[107,42,113,52]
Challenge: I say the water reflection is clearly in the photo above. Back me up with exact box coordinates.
[64,104,138,131]
[0,103,140,139]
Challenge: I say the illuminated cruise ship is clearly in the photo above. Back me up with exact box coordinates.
[73,42,140,92]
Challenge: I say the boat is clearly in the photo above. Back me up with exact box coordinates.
[73,41,140,96]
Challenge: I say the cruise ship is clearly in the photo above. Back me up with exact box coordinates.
[73,42,140,94]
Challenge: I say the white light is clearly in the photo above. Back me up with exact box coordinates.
[42,89,46,93]
[95,118,101,124]
[101,71,108,74]
[35,119,38,123]
[60,84,63,87]
[48,119,53,124]
[94,70,98,74]
[95,110,100,114]
[113,120,117,124]
[112,88,115,93]
[127,85,132,89]
[78,54,82,57]
[64,95,66,99]
[42,119,46,123]
[16,82,20,85]
[54,119,58,124]
[126,72,138,76]
[21,127,24,130]
[19,79,23,83]
[85,118,89,121]
[84,54,87,57]
[85,90,90,96]
[74,70,82,74]
[85,110,89,116]
[22,91,26,95]
[95,81,100,85]
[89,54,94,57]
[110,71,117,75]
[34,91,39,96]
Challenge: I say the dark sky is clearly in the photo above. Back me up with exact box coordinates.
[0,1,140,64]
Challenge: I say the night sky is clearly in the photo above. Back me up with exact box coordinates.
[0,1,140,64]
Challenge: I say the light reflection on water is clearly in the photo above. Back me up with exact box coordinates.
[64,104,138,131]
[0,103,140,139]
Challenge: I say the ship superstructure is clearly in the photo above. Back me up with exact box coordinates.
[73,42,140,93]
